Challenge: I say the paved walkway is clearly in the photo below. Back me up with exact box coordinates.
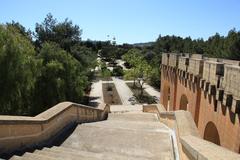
[112,77,134,105]
[116,59,128,70]
[89,78,161,106]
[143,84,160,103]
[89,80,103,107]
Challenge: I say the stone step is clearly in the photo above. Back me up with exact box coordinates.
[9,155,23,160]
[20,152,58,160]
[62,124,172,159]
[82,119,169,132]
[108,113,159,122]
[49,146,150,160]
[9,111,174,160]
[34,148,96,160]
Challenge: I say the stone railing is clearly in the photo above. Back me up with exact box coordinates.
[0,102,110,157]
[143,104,240,160]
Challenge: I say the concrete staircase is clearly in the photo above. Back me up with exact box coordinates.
[10,109,175,160]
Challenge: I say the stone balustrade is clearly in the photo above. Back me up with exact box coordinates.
[0,102,110,156]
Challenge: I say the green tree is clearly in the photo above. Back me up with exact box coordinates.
[35,13,82,52]
[123,48,143,87]
[6,21,32,41]
[0,25,38,115]
[32,43,87,114]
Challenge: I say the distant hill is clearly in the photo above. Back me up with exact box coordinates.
[132,42,154,48]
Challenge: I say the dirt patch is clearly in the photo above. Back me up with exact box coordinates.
[126,82,156,104]
[102,83,122,105]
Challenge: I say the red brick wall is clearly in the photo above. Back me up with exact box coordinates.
[160,66,240,153]
[198,92,240,153]
[174,77,201,125]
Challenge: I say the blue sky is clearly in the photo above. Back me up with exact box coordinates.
[1,0,240,44]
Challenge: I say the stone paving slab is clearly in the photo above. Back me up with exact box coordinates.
[61,112,174,160]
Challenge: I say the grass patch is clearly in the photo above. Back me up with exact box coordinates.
[126,82,156,104]
[102,83,122,105]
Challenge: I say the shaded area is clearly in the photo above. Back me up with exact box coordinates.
[162,84,170,110]
[203,121,220,145]
[88,96,102,107]
[180,94,188,110]
[1,122,78,159]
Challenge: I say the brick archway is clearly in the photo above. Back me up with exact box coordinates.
[203,121,220,145]
[180,94,188,110]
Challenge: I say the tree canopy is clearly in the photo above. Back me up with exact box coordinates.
[0,14,98,115]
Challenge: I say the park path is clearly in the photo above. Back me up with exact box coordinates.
[143,84,160,103]
[112,77,134,105]
[88,80,103,107]
[116,59,128,70]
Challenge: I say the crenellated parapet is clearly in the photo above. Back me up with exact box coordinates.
[161,53,240,115]
[221,65,240,113]
[161,53,169,66]
[201,61,224,96]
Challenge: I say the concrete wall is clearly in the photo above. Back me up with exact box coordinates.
[160,53,240,154]
[0,102,110,156]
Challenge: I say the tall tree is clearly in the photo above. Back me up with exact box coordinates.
[32,42,87,114]
[0,25,38,115]
[35,13,82,52]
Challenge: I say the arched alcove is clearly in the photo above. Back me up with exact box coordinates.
[203,121,220,145]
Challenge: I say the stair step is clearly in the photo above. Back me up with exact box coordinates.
[34,148,96,160]
[9,111,174,160]
[9,155,23,160]
[21,152,57,160]
[51,146,150,160]
[108,113,158,122]
[51,146,102,159]
[82,119,167,132]
[62,124,172,159]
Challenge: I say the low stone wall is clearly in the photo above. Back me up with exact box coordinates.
[142,104,166,113]
[143,104,240,160]
[181,135,240,160]
[0,102,110,156]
